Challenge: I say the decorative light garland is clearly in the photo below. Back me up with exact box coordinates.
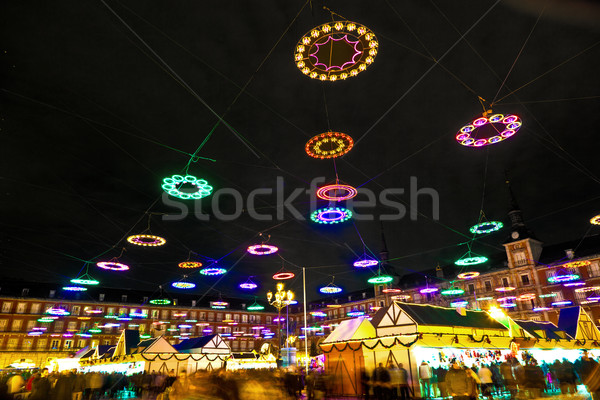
[551,300,573,307]
[127,234,166,247]
[495,286,516,292]
[455,256,488,266]
[367,275,393,284]
[178,261,203,269]
[161,174,213,200]
[311,206,352,224]
[273,272,295,280]
[295,21,378,81]
[247,244,279,255]
[469,221,504,234]
[539,293,557,298]
[564,282,586,287]
[171,281,196,289]
[381,288,402,294]
[456,114,522,148]
[419,287,439,294]
[62,286,87,292]
[561,260,591,269]
[316,184,358,201]
[590,215,600,225]
[239,278,258,290]
[548,273,580,284]
[97,261,129,271]
[516,293,536,301]
[319,283,342,294]
[457,272,480,280]
[149,299,171,305]
[441,287,465,296]
[347,310,365,317]
[575,286,600,293]
[70,275,99,285]
[200,267,226,276]
[305,132,354,159]
[353,257,378,268]
[45,308,70,316]
[533,306,551,312]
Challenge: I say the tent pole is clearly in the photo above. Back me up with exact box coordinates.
[303,266,309,374]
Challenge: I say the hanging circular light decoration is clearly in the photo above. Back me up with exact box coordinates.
[590,215,600,225]
[391,294,411,301]
[295,21,378,81]
[97,261,129,271]
[273,272,295,280]
[497,296,517,302]
[347,309,366,317]
[469,221,504,234]
[62,286,87,292]
[317,184,358,201]
[551,300,573,307]
[326,304,341,308]
[450,299,469,308]
[247,301,265,311]
[84,308,103,315]
[311,206,352,224]
[38,317,57,323]
[588,296,600,301]
[149,298,171,305]
[575,286,600,293]
[499,302,517,308]
[367,274,393,284]
[419,287,439,294]
[171,281,196,289]
[516,293,536,301]
[70,273,99,286]
[456,113,522,148]
[305,132,354,159]
[495,286,516,292]
[45,308,70,316]
[200,267,226,276]
[457,272,480,280]
[381,288,402,294]
[178,261,203,269]
[239,278,258,290]
[353,257,378,268]
[161,174,213,200]
[560,260,591,269]
[532,306,551,312]
[441,287,465,296]
[247,244,279,255]
[548,272,580,284]
[211,301,229,309]
[127,234,166,247]
[564,281,586,287]
[311,311,327,317]
[319,282,343,294]
[455,256,488,266]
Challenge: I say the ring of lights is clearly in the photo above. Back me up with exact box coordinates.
[516,293,536,301]
[161,174,213,200]
[419,287,439,294]
[317,184,358,201]
[353,258,378,268]
[575,286,600,293]
[306,132,354,159]
[367,275,393,284]
[548,273,580,284]
[319,285,343,294]
[239,280,258,290]
[247,244,279,255]
[247,303,265,311]
[455,256,488,266]
[199,267,226,276]
[456,114,522,147]
[178,261,203,269]
[149,299,171,305]
[441,287,465,296]
[273,272,295,280]
[295,21,378,81]
[347,310,365,317]
[62,286,87,292]
[381,288,402,294]
[469,221,504,234]
[171,282,196,289]
[391,295,411,301]
[46,308,70,316]
[564,281,586,287]
[311,206,352,224]
[70,278,99,285]
[591,215,600,225]
[127,234,166,247]
[495,286,516,292]
[97,261,129,271]
[560,261,591,269]
[457,272,480,280]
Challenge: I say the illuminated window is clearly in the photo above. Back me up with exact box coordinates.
[0,320,7,331]
[12,320,22,331]
[54,321,64,332]
[77,340,86,348]
[16,303,27,314]
[67,321,77,331]
[588,262,600,278]
[502,277,510,287]
[71,306,80,316]
[7,338,18,349]
[50,339,60,349]
[513,251,528,267]
[233,314,239,322]
[468,284,475,295]
[30,303,41,314]
[64,340,72,349]
[242,314,248,323]
[37,338,47,349]
[266,316,271,324]
[151,310,159,319]
[1,302,13,313]
[26,320,36,331]
[23,339,33,349]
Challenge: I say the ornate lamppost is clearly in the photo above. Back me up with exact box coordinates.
[267,283,294,361]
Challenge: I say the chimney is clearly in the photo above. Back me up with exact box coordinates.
[565,249,575,260]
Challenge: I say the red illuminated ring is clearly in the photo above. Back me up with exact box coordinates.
[97,262,129,271]
[273,272,295,280]
[178,261,203,269]
[456,114,522,148]
[247,244,279,255]
[316,184,358,201]
[306,132,354,159]
[457,272,480,280]
[381,288,402,294]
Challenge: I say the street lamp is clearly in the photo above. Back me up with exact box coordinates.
[267,283,294,362]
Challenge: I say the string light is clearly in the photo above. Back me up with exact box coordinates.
[311,207,352,224]
[295,21,377,81]
[353,257,378,268]
[161,174,213,200]
[455,256,488,266]
[441,287,465,296]
[456,114,522,148]
[239,278,258,290]
[316,184,358,201]
[457,272,480,280]
[97,261,129,271]
[495,286,516,292]
[548,273,580,283]
[127,234,166,247]
[469,221,503,234]
[305,132,354,159]
[178,261,203,269]
[62,286,87,292]
[273,272,295,280]
[171,281,196,289]
[149,299,171,305]
[200,267,226,276]
[367,275,393,284]
[247,244,279,255]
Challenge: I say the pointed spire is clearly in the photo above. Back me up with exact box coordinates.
[506,179,525,228]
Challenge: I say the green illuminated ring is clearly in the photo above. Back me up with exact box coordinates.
[161,174,213,200]
[441,287,465,296]
[70,278,99,285]
[368,275,393,284]
[149,299,171,305]
[469,221,503,234]
[455,256,488,266]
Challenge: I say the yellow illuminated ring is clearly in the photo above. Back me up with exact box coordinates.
[295,21,378,81]
[306,131,354,159]
[127,234,166,247]
[457,272,480,280]
[591,215,600,225]
[178,261,203,269]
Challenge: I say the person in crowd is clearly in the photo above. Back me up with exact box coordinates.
[446,361,470,400]
[478,364,494,400]
[360,368,371,400]
[580,351,600,400]
[398,363,410,400]
[464,366,480,400]
[373,362,391,400]
[419,361,432,399]
[523,359,546,399]
[389,362,401,400]
[52,370,74,400]
[6,373,24,398]
[28,369,50,400]
[71,370,85,400]
[170,370,190,400]
[557,358,577,395]
[490,362,503,396]
[436,365,448,399]
[501,359,517,399]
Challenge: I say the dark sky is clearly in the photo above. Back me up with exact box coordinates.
[1,0,599,302]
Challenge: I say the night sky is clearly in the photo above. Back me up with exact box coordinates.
[2,0,599,302]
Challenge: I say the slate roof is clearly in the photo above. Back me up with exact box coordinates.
[514,320,570,340]
[557,306,582,338]
[173,334,216,351]
[394,303,507,330]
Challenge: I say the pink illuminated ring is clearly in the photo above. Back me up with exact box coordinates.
[247,244,279,255]
[456,114,522,147]
[273,272,295,280]
[419,287,438,294]
[457,272,480,280]
[97,261,129,271]
[317,184,358,201]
